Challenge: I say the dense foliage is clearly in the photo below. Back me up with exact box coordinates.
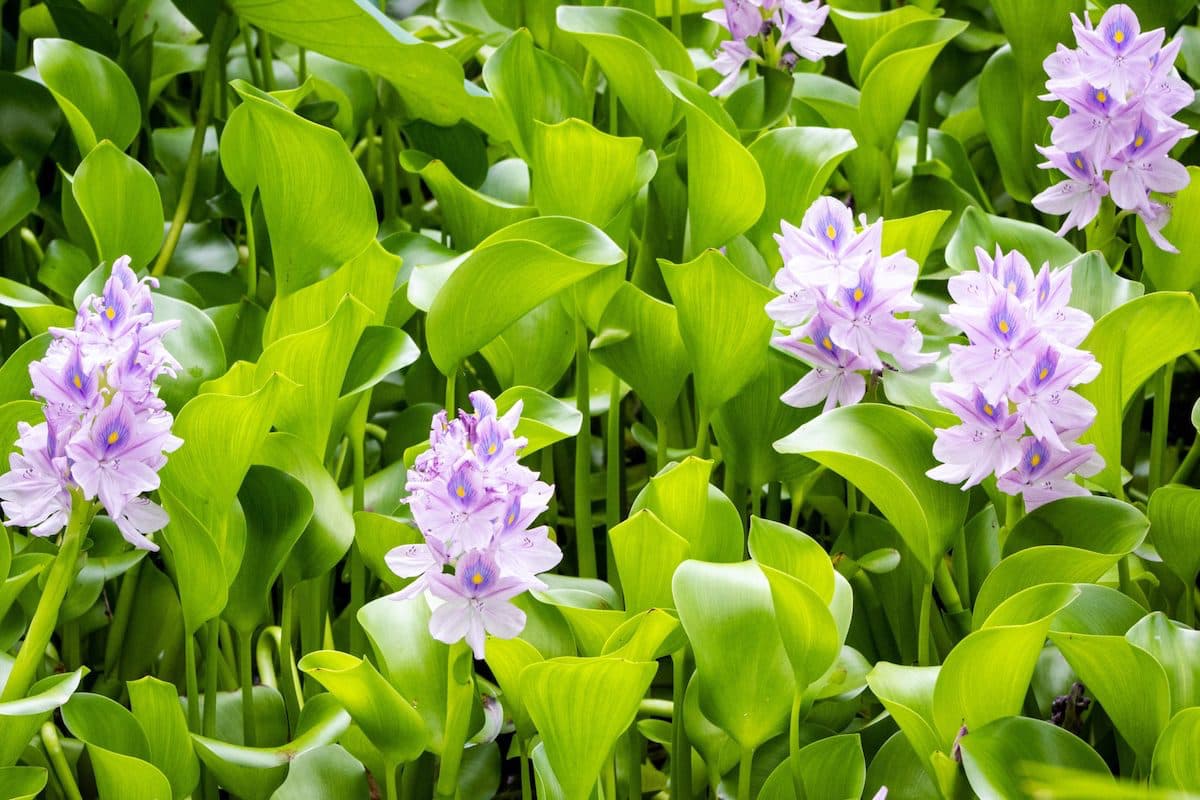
[1,0,1199,798]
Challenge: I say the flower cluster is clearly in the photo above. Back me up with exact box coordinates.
[927,247,1104,511]
[766,197,933,412]
[387,392,560,659]
[706,0,844,96]
[1033,3,1194,250]
[0,257,182,550]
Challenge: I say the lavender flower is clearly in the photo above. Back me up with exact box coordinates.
[928,247,1103,511]
[388,391,560,659]
[706,0,844,97]
[0,256,182,550]
[1034,4,1195,250]
[767,197,933,412]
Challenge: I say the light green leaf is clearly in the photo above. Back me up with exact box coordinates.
[62,693,172,800]
[0,161,38,240]
[945,206,1080,272]
[759,564,840,690]
[1139,167,1200,292]
[127,677,200,800]
[1126,613,1200,714]
[33,38,139,153]
[629,458,744,564]
[760,734,866,800]
[496,386,582,454]
[0,279,75,336]
[484,637,543,743]
[866,663,941,772]
[1149,484,1200,586]
[0,767,45,800]
[1152,707,1200,794]
[609,510,690,614]
[340,326,420,397]
[959,716,1110,800]
[269,745,366,800]
[0,669,85,767]
[776,404,968,575]
[71,141,163,268]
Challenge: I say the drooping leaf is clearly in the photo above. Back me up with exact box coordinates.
[33,38,140,153]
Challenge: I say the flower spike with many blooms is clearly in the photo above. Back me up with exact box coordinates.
[927,246,1104,511]
[0,256,182,550]
[766,197,934,412]
[706,0,844,96]
[1034,4,1194,250]
[387,391,560,659]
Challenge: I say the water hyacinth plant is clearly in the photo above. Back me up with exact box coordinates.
[1,1,1200,799]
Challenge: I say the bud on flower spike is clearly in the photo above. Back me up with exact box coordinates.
[388,391,561,659]
[0,256,182,550]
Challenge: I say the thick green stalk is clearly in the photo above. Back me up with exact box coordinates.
[575,319,597,578]
[445,363,458,413]
[1148,361,1175,495]
[185,632,201,732]
[153,13,232,276]
[519,741,532,800]
[279,581,303,730]
[671,0,682,40]
[384,764,399,800]
[203,621,220,737]
[348,396,369,656]
[436,642,473,799]
[917,580,933,667]
[259,30,275,91]
[99,560,142,691]
[606,375,622,534]
[916,76,932,165]
[737,747,755,800]
[694,407,711,457]
[1,492,94,701]
[788,693,813,800]
[933,558,971,639]
[239,22,262,86]
[381,117,399,223]
[1171,433,1200,484]
[242,195,257,299]
[670,649,692,800]
[877,155,891,217]
[656,415,669,473]
[239,628,257,746]
[41,722,83,800]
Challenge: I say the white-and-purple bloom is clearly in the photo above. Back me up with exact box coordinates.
[928,246,1103,511]
[705,0,844,97]
[387,391,560,659]
[767,197,934,412]
[0,256,181,550]
[1033,4,1195,250]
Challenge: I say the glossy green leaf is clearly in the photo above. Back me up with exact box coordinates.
[425,217,624,373]
[1149,484,1200,586]
[747,516,834,603]
[298,651,429,767]
[127,677,200,800]
[866,663,941,772]
[629,458,744,564]
[0,669,85,767]
[601,608,685,662]
[673,560,795,750]
[0,161,38,240]
[1139,167,1200,292]
[661,249,774,414]
[480,299,576,391]
[1050,630,1172,763]
[658,71,765,253]
[155,294,227,413]
[556,5,692,147]
[156,490,227,633]
[945,206,1081,272]
[959,716,1110,800]
[760,734,866,800]
[227,0,499,135]
[496,386,583,455]
[776,404,968,574]
[1151,707,1200,794]
[863,731,939,800]
[0,278,75,336]
[609,510,690,614]
[522,657,657,800]
[33,38,140,153]
[1079,292,1200,492]
[0,767,45,800]
[340,326,420,397]
[72,141,163,268]
[269,745,366,800]
[62,693,172,800]
[0,401,43,467]
[759,564,840,690]
[1126,613,1200,714]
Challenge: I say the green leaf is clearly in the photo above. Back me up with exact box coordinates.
[484,637,543,742]
[127,677,200,800]
[657,71,765,253]
[775,404,968,575]
[1050,629,1172,764]
[0,278,75,336]
[340,326,420,397]
[945,206,1081,272]
[1139,167,1200,292]
[32,38,140,153]
[0,767,45,800]
[673,560,795,750]
[760,734,866,800]
[863,732,938,800]
[556,5,693,147]
[298,651,429,768]
[1126,613,1200,714]
[831,7,933,85]
[759,564,840,690]
[71,141,163,268]
[959,716,1110,800]
[865,663,941,772]
[399,150,536,250]
[529,118,654,227]
[1148,484,1200,586]
[480,299,576,392]
[496,386,582,454]
[481,29,587,159]
[0,669,85,767]
[609,510,690,614]
[225,467,313,635]
[62,693,172,800]
[856,18,968,150]
[590,283,689,422]
[425,217,625,373]
[156,491,227,633]
[228,82,377,296]
[269,745,366,800]
[1078,292,1200,493]
[1152,707,1200,794]
[660,249,774,415]
[155,294,227,413]
[882,210,952,274]
[748,517,834,602]
[0,335,48,405]
[227,0,499,135]
[522,657,657,800]
[629,458,744,564]
[0,161,38,240]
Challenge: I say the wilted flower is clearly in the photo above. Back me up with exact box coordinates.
[1034,4,1194,249]
[706,0,844,96]
[0,256,181,550]
[388,391,561,659]
[927,247,1103,511]
[767,197,933,412]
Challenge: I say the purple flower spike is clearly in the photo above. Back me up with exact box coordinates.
[929,247,1103,511]
[0,256,182,551]
[1035,4,1194,248]
[390,390,560,659]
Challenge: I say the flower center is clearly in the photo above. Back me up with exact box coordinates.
[105,307,116,321]
[997,319,1010,334]
[853,288,864,302]
[72,374,82,389]
[983,404,994,416]
[821,336,833,350]
[471,572,484,585]
[825,224,836,240]
[1039,367,1049,380]
[107,430,120,445]
[455,485,465,498]
[1030,453,1042,467]
[1095,89,1107,103]
[1134,135,1144,148]
[1113,29,1125,44]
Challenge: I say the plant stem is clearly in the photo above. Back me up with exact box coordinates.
[788,693,812,800]
[917,579,933,667]
[152,12,232,277]
[445,363,458,413]
[241,195,257,299]
[877,153,891,217]
[1171,433,1200,485]
[349,397,368,656]
[916,75,932,165]
[670,648,692,800]
[575,319,597,578]
[606,374,623,534]
[260,30,275,91]
[767,481,781,521]
[1,493,94,701]
[239,628,257,746]
[436,642,473,799]
[203,621,220,737]
[279,580,303,730]
[656,414,669,473]
[384,763,399,800]
[381,117,399,223]
[185,631,200,732]
[41,722,83,800]
[933,558,970,637]
[1148,361,1175,495]
[737,746,755,800]
[519,740,532,800]
[100,559,142,688]
[671,0,682,41]
[694,406,711,457]
[239,22,262,87]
